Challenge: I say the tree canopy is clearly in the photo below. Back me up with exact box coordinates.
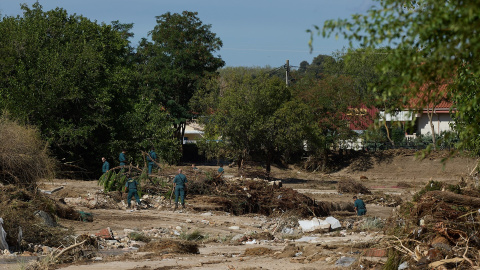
[0,3,134,171]
[317,0,480,154]
[196,70,312,173]
[135,11,224,145]
[0,4,225,174]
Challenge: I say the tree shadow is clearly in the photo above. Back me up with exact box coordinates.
[282,178,309,184]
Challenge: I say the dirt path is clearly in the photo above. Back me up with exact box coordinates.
[3,151,474,270]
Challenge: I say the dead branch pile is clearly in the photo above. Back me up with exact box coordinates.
[189,178,329,217]
[381,181,480,269]
[0,117,55,189]
[337,178,371,194]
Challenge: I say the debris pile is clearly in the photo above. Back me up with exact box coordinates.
[379,181,480,269]
[0,185,86,249]
[337,178,371,194]
[189,177,330,217]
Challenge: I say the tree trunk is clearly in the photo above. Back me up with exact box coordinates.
[428,109,436,150]
[426,190,480,208]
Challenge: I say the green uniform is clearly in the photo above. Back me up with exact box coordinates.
[119,152,126,166]
[173,173,188,204]
[147,150,157,174]
[102,160,110,173]
[125,178,141,207]
[354,198,367,216]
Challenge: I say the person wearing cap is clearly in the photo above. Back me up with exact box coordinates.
[173,169,188,211]
[353,196,367,216]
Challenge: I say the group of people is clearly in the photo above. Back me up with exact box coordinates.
[102,150,224,211]
[102,156,369,216]
[101,148,158,174]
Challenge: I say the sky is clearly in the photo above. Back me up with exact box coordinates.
[0,0,376,68]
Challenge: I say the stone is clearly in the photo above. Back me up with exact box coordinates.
[335,256,356,267]
[231,234,244,241]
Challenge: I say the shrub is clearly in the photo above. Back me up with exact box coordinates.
[0,116,55,189]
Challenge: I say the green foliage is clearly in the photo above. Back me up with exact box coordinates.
[98,170,128,192]
[118,100,181,165]
[412,180,462,202]
[197,71,311,172]
[383,249,402,270]
[0,3,135,171]
[180,230,207,242]
[135,11,224,145]
[128,232,151,243]
[294,74,361,160]
[317,0,480,157]
[359,217,385,231]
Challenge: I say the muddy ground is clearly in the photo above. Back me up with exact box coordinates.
[1,150,476,269]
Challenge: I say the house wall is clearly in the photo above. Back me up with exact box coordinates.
[183,133,203,144]
[417,113,453,135]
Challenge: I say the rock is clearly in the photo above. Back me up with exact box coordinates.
[175,226,182,231]
[335,256,356,267]
[231,234,244,241]
[229,226,240,230]
[201,212,213,216]
[34,210,57,227]
[325,216,342,230]
[186,219,193,223]
[398,261,409,270]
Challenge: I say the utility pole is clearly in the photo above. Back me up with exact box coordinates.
[285,60,290,87]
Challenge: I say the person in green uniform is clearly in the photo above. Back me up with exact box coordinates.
[119,150,127,167]
[125,177,141,210]
[353,196,367,216]
[147,147,157,175]
[217,164,224,178]
[101,157,109,173]
[173,169,188,211]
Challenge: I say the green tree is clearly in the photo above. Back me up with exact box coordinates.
[316,0,480,154]
[198,72,311,174]
[0,3,134,171]
[135,11,224,147]
[294,74,361,169]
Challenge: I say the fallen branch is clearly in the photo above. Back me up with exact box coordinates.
[53,239,87,262]
[426,190,480,208]
[462,237,475,267]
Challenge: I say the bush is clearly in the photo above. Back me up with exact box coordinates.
[0,116,55,189]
